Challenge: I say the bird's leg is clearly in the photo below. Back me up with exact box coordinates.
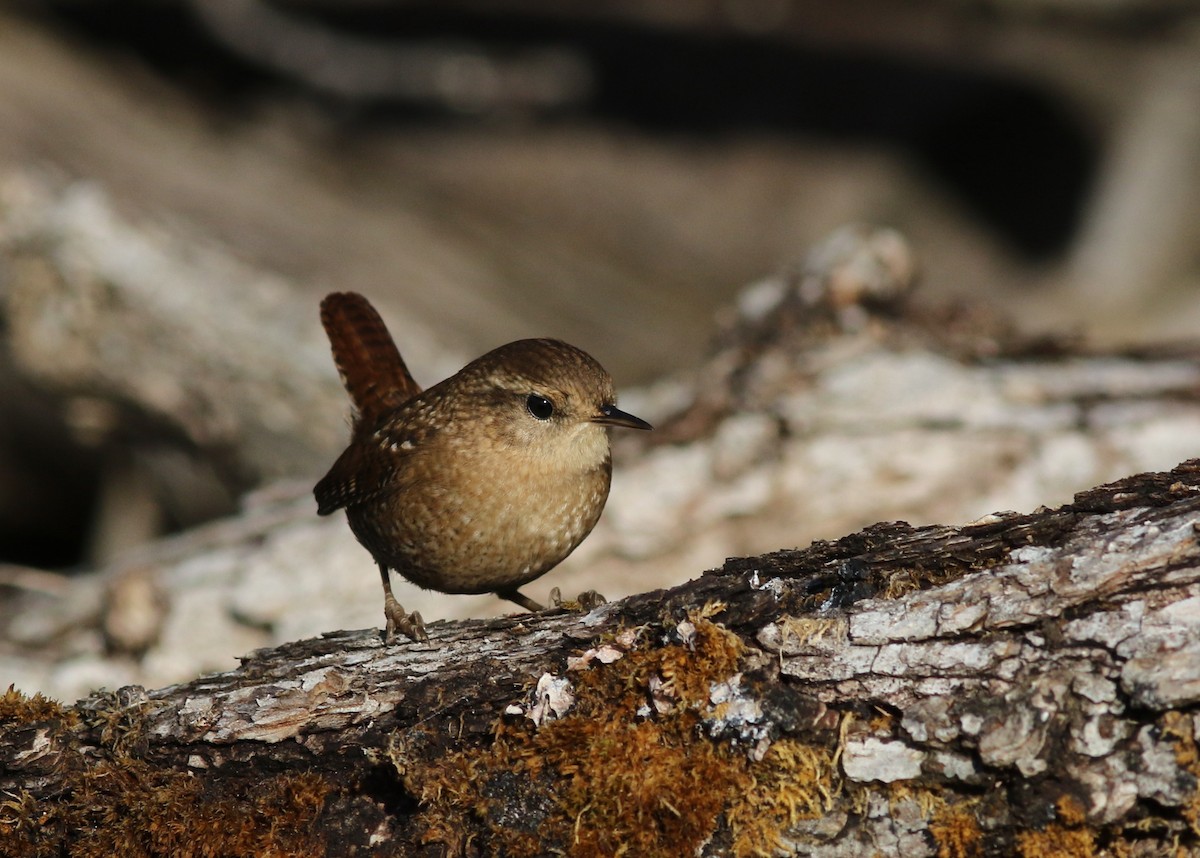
[379,563,427,643]
[496,586,545,613]
[547,587,608,612]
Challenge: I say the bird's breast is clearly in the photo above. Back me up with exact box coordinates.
[349,444,612,594]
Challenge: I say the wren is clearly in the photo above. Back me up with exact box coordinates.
[313,292,651,643]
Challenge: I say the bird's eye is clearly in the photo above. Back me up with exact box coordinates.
[526,394,555,420]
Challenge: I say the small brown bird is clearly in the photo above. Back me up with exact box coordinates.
[314,292,651,643]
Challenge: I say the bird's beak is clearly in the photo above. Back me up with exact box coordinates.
[593,403,652,430]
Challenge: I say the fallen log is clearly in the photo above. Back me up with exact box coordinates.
[4,460,1200,856]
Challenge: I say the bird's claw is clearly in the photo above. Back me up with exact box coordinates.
[548,587,607,612]
[384,605,428,644]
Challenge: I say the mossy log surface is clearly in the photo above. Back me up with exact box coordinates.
[5,461,1200,856]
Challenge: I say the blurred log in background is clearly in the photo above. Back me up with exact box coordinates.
[2,0,1200,699]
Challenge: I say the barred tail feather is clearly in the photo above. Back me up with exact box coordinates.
[320,292,421,425]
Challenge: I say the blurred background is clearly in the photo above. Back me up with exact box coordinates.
[2,0,1200,695]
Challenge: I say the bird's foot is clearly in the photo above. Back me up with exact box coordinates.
[383,598,428,644]
[548,587,607,612]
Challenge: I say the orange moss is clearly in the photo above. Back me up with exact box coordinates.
[879,565,967,600]
[653,611,743,707]
[867,710,895,734]
[0,685,73,725]
[1009,794,1100,858]
[0,758,331,858]
[727,738,836,858]
[1165,709,1200,769]
[1055,795,1088,827]
[413,611,837,857]
[929,803,983,858]
[546,711,745,857]
[1157,710,1200,841]
[1015,824,1095,858]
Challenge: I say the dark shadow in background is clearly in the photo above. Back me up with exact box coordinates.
[7,2,1097,570]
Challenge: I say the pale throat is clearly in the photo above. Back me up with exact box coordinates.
[506,420,611,475]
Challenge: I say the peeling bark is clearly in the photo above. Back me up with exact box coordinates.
[5,461,1200,856]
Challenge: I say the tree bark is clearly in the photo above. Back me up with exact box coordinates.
[4,459,1200,856]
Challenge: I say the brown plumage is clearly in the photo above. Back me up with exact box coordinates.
[314,292,651,643]
[319,293,421,424]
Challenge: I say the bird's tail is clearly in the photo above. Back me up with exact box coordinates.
[320,292,422,426]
